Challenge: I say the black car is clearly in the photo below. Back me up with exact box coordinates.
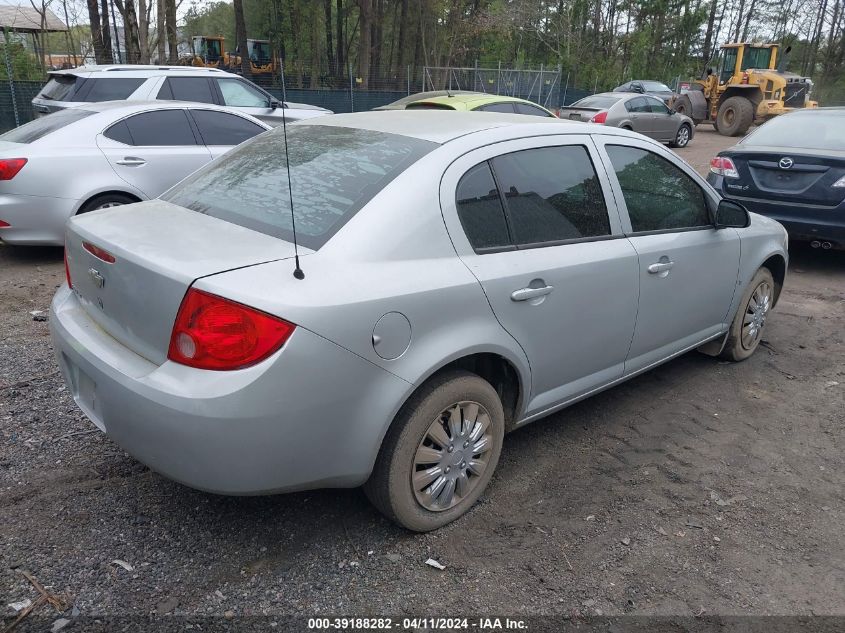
[613,80,675,104]
[707,109,845,250]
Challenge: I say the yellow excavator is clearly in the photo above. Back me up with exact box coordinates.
[671,42,818,136]
[179,36,241,71]
[245,39,277,79]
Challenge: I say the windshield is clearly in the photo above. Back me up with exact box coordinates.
[250,41,271,63]
[163,125,437,250]
[742,113,845,151]
[641,81,671,92]
[0,108,95,143]
[742,47,773,70]
[571,95,621,109]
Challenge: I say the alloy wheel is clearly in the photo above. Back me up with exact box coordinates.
[676,126,690,147]
[741,280,772,350]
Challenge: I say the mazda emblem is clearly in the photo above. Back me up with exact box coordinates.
[779,157,794,169]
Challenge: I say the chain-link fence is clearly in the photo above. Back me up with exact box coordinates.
[0,61,675,133]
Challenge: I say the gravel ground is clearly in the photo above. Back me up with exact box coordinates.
[2,127,844,629]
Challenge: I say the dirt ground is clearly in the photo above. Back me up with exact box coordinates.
[1,127,844,628]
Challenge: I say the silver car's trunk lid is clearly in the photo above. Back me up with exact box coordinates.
[65,200,299,365]
[558,107,600,122]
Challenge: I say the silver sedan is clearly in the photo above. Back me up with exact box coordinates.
[561,92,695,147]
[0,101,269,245]
[51,112,787,531]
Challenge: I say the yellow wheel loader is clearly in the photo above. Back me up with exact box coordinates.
[671,42,818,137]
[179,36,242,72]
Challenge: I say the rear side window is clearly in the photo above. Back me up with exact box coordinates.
[490,146,610,245]
[160,78,216,104]
[77,78,145,102]
[645,97,670,113]
[477,102,516,113]
[162,126,436,250]
[0,108,95,143]
[606,145,710,232]
[36,75,84,101]
[190,110,265,146]
[456,162,511,251]
[121,110,198,146]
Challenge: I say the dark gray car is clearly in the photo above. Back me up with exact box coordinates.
[560,92,695,148]
[614,80,675,104]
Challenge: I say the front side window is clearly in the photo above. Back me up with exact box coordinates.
[163,126,436,250]
[455,162,511,251]
[190,110,265,146]
[216,78,268,107]
[120,110,198,146]
[491,146,610,246]
[606,145,711,232]
[645,97,670,114]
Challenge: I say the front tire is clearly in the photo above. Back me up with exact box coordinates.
[720,267,775,361]
[364,370,505,532]
[716,96,754,136]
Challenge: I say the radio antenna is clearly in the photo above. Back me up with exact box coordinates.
[280,66,304,280]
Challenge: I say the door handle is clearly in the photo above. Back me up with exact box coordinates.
[116,157,146,166]
[647,261,675,274]
[511,285,554,301]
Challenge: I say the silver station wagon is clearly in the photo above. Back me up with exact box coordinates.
[51,112,788,531]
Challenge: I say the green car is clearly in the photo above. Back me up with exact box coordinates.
[378,92,557,118]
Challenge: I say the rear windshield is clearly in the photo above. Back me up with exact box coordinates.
[742,113,845,151]
[163,125,437,249]
[570,95,620,109]
[641,81,672,92]
[405,102,457,111]
[0,108,95,143]
[37,75,84,101]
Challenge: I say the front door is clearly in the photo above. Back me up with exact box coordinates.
[596,138,741,373]
[439,136,640,418]
[97,109,212,199]
[644,96,676,142]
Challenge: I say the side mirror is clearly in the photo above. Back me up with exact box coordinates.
[715,198,750,229]
[268,98,282,110]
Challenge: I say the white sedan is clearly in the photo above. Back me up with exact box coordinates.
[0,101,270,245]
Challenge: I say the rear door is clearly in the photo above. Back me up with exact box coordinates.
[595,136,741,373]
[188,109,268,159]
[97,109,212,198]
[439,135,639,417]
[624,97,653,135]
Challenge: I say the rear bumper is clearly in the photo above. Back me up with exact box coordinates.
[49,285,411,495]
[0,193,75,245]
[708,176,845,247]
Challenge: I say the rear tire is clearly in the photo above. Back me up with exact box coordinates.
[364,370,505,532]
[78,193,138,214]
[716,96,754,136]
[670,123,692,148]
[720,267,775,361]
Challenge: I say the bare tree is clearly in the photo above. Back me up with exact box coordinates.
[234,0,251,77]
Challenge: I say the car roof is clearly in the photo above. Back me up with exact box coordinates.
[374,90,482,110]
[302,110,595,144]
[411,94,542,108]
[63,100,271,127]
[49,65,226,76]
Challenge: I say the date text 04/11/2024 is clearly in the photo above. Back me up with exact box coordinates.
[307,617,529,630]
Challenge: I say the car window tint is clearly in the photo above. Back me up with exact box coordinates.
[123,110,197,146]
[76,78,144,102]
[156,79,174,100]
[0,108,95,143]
[191,110,265,146]
[477,102,516,113]
[103,119,134,145]
[627,97,650,113]
[514,102,553,117]
[606,145,711,232]
[456,162,511,251]
[162,126,436,250]
[216,78,268,107]
[37,75,85,101]
[645,97,670,113]
[491,146,610,245]
[165,78,215,104]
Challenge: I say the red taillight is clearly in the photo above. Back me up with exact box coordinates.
[590,111,608,124]
[64,248,73,288]
[709,156,739,178]
[167,288,295,370]
[0,158,27,180]
[0,220,9,228]
[82,241,116,263]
